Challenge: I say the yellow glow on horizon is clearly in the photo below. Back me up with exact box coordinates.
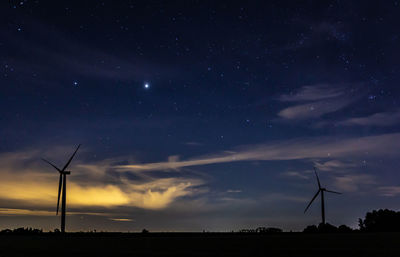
[68,184,130,206]
[0,177,194,210]
[130,182,192,210]
[0,208,55,216]
[0,173,200,215]
[0,208,110,217]
[109,218,133,222]
[0,150,204,216]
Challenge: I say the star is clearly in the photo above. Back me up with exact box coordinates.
[73,81,78,86]
[144,83,150,89]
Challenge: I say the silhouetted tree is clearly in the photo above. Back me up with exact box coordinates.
[0,227,43,234]
[303,225,318,233]
[358,218,365,231]
[265,227,283,233]
[359,209,400,232]
[338,225,353,233]
[255,227,283,234]
[238,229,256,233]
[238,227,282,234]
[303,223,352,233]
[318,223,337,233]
[255,227,267,233]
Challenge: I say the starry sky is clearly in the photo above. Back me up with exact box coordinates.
[1,0,400,232]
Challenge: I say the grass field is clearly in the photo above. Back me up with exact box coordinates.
[1,232,399,257]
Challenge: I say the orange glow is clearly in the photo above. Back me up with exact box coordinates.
[109,218,133,222]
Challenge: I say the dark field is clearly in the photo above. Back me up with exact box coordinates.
[1,233,400,257]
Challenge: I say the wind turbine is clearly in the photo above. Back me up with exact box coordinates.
[304,167,341,224]
[42,144,81,233]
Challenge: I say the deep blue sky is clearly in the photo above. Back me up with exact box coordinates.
[1,0,400,232]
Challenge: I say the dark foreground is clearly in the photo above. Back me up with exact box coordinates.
[1,232,399,257]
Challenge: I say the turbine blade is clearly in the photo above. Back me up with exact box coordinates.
[62,144,81,171]
[314,167,321,189]
[42,158,61,173]
[304,190,320,213]
[325,189,341,194]
[56,174,62,215]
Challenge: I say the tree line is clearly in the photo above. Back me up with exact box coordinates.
[1,209,399,234]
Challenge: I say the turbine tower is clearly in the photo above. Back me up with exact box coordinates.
[42,144,81,233]
[304,167,341,224]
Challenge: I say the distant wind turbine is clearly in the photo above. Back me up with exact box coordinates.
[42,144,81,233]
[304,167,341,224]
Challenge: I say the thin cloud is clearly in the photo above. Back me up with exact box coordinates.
[337,109,400,127]
[0,208,109,217]
[279,84,345,102]
[377,186,400,197]
[184,142,204,146]
[226,189,242,193]
[118,133,400,171]
[277,84,360,120]
[109,218,134,222]
[333,174,376,192]
[261,193,309,203]
[281,171,309,180]
[278,98,353,120]
[314,160,358,172]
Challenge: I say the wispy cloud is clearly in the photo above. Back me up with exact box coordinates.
[377,186,400,197]
[279,84,345,102]
[314,160,358,172]
[226,189,242,193]
[337,109,400,127]
[109,218,134,222]
[277,84,360,120]
[183,142,204,146]
[333,174,376,192]
[0,208,56,216]
[0,208,109,217]
[118,133,400,171]
[278,99,353,120]
[261,193,309,203]
[281,171,309,180]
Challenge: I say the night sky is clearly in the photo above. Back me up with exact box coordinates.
[1,0,400,232]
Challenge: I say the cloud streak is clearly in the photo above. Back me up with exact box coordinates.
[278,98,353,120]
[377,186,400,197]
[0,208,109,217]
[279,84,346,102]
[333,174,376,192]
[118,132,400,171]
[314,160,358,172]
[277,84,360,120]
[337,109,400,127]
[281,171,309,180]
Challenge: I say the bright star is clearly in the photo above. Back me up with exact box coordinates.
[73,81,78,86]
[144,83,150,89]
